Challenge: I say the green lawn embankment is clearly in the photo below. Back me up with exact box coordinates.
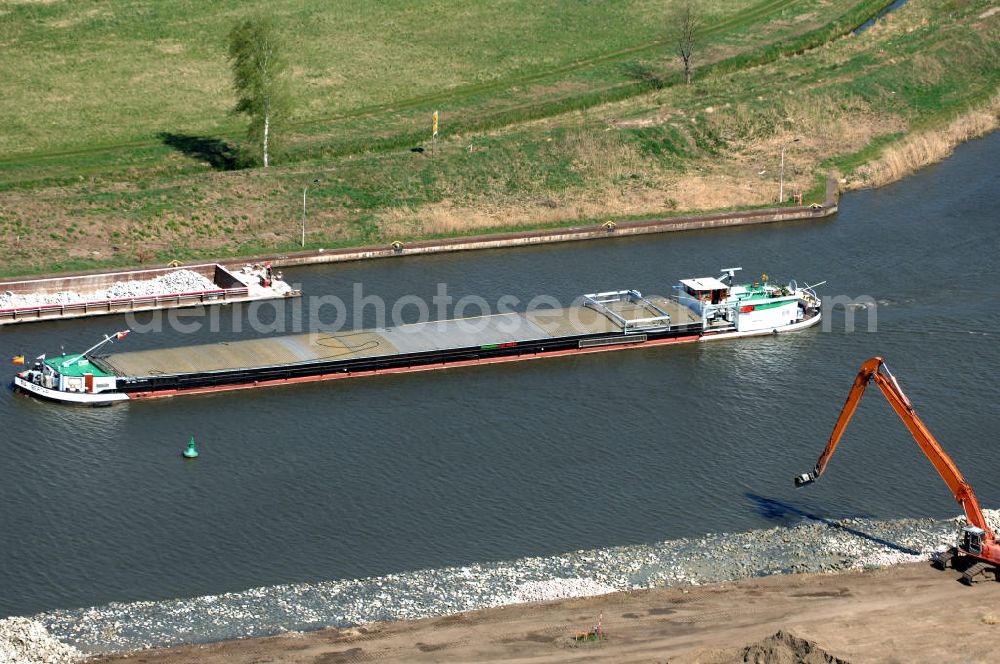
[0,0,997,277]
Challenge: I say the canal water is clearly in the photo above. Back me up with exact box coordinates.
[2,132,998,620]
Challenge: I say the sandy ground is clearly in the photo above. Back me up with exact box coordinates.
[90,563,1000,664]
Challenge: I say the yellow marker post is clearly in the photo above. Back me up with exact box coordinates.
[432,110,439,156]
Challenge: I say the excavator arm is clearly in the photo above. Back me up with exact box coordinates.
[794,357,990,536]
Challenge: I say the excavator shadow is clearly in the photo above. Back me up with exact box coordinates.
[746,493,921,555]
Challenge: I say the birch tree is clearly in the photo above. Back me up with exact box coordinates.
[671,0,700,84]
[227,16,289,167]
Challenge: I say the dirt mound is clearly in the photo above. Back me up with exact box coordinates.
[680,630,849,664]
[738,630,849,664]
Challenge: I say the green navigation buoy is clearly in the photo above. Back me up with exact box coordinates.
[183,437,199,459]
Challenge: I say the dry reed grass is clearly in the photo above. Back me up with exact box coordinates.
[376,172,784,237]
[376,184,675,237]
[566,131,652,182]
[849,92,1000,189]
[377,130,685,236]
[699,93,904,202]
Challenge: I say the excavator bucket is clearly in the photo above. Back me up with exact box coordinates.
[794,471,817,487]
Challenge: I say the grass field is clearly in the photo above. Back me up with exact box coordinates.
[0,0,997,276]
[0,0,768,157]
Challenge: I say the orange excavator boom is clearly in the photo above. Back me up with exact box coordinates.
[794,357,991,538]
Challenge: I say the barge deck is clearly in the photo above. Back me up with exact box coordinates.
[97,298,701,379]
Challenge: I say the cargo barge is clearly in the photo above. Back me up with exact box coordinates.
[12,268,821,405]
[0,263,298,325]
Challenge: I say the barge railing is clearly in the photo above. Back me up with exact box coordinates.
[582,290,672,333]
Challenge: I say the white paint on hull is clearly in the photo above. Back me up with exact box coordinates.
[13,376,130,405]
[700,310,822,341]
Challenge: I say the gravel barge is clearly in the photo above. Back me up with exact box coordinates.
[12,267,821,405]
[0,263,298,325]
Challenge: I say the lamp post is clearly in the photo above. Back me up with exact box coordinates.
[779,138,800,204]
[302,178,319,248]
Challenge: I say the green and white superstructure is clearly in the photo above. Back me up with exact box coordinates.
[681,267,824,340]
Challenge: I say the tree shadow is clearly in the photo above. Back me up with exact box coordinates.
[621,62,667,89]
[158,132,241,171]
[745,492,920,555]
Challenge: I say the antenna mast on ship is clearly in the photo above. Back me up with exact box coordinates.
[62,330,130,368]
[719,266,742,284]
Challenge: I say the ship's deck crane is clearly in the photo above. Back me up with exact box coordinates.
[794,357,1000,584]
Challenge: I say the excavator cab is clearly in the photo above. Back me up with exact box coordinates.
[960,526,987,556]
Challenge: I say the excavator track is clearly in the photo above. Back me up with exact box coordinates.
[960,561,996,585]
[931,548,956,570]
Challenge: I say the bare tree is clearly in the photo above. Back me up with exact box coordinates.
[671,0,700,84]
[227,16,289,167]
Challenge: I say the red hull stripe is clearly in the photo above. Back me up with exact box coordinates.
[127,334,701,400]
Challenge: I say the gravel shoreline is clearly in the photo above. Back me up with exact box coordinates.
[3,511,989,662]
[0,617,81,664]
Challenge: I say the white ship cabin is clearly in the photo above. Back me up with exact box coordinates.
[676,276,805,333]
[679,277,730,305]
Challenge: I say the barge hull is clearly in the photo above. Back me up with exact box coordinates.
[126,332,704,400]
[113,320,704,394]
[12,375,130,404]
[111,309,819,400]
